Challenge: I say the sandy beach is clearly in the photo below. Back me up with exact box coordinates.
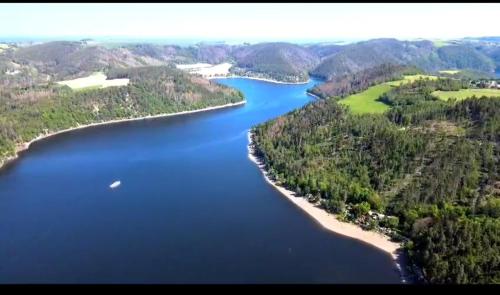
[306,91,322,99]
[0,101,246,170]
[247,130,407,281]
[176,62,309,85]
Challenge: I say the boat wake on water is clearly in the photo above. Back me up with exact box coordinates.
[109,180,121,189]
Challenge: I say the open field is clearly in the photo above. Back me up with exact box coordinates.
[339,84,392,114]
[432,88,500,101]
[439,70,461,75]
[0,43,9,53]
[341,75,438,114]
[432,39,451,48]
[56,72,129,90]
[385,74,438,86]
[176,62,232,77]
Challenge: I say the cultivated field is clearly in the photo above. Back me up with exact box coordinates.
[56,72,129,90]
[432,88,500,101]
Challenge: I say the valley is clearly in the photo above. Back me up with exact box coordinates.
[1,33,500,284]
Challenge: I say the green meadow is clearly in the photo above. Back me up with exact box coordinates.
[340,75,438,114]
[339,84,392,114]
[439,70,461,75]
[432,88,500,101]
[432,39,451,48]
[385,74,438,86]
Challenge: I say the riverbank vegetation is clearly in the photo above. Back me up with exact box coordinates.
[252,75,500,283]
[0,66,244,165]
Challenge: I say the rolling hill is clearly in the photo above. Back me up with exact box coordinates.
[310,39,436,79]
[437,45,495,73]
[310,38,499,80]
[2,37,499,89]
[230,42,320,82]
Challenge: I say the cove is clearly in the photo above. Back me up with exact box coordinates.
[0,78,402,283]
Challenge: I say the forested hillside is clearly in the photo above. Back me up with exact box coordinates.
[230,42,320,82]
[0,66,244,167]
[437,45,495,73]
[308,63,421,99]
[1,38,499,87]
[252,77,500,283]
[310,39,437,79]
[309,39,499,80]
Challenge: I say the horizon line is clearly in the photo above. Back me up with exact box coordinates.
[0,35,496,44]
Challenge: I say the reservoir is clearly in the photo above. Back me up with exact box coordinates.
[0,78,401,283]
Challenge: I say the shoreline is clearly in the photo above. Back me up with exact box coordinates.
[208,75,310,85]
[0,100,246,170]
[176,62,310,85]
[247,130,409,283]
[306,91,322,100]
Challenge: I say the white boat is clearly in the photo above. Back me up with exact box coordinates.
[109,180,121,189]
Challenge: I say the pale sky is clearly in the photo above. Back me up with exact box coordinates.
[0,3,499,42]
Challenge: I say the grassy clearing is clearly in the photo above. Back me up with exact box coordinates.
[339,84,392,114]
[340,75,438,114]
[439,70,461,75]
[0,44,8,53]
[432,89,500,101]
[73,85,103,92]
[432,39,450,48]
[176,62,233,77]
[57,72,129,90]
[385,74,438,86]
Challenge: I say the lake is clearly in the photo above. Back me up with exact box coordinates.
[0,78,402,283]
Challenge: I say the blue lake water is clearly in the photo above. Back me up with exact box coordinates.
[0,78,401,283]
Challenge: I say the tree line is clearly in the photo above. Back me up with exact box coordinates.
[252,77,500,283]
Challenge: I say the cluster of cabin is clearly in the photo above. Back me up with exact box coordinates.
[470,79,500,89]
[304,193,405,242]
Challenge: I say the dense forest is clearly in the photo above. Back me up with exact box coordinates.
[252,77,500,283]
[0,66,244,166]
